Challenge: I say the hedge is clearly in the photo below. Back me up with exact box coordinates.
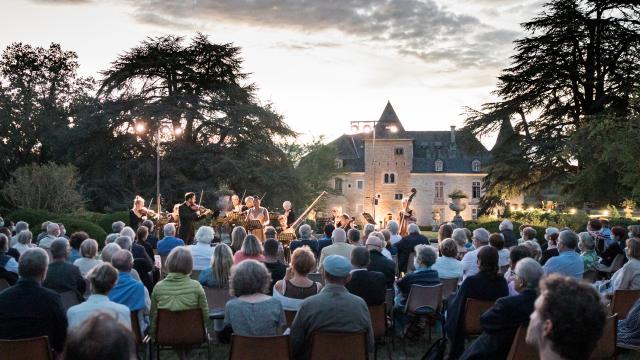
[52,216,107,248]
[96,211,129,234]
[7,208,55,235]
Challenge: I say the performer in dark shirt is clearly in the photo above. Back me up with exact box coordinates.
[178,192,211,244]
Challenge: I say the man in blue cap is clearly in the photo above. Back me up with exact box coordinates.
[290,254,374,359]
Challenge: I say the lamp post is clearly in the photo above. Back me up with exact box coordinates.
[349,121,398,225]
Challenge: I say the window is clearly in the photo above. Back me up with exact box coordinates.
[394,193,403,200]
[472,181,481,199]
[334,178,343,193]
[435,159,444,172]
[335,159,343,169]
[435,181,444,200]
[356,180,364,190]
[472,208,478,220]
[383,173,396,184]
[394,147,404,155]
[472,160,481,172]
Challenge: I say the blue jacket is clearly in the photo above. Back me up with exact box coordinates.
[157,236,185,256]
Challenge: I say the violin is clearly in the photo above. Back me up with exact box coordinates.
[137,207,157,218]
[190,204,213,215]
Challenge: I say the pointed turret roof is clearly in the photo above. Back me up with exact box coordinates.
[375,101,406,138]
[491,118,519,154]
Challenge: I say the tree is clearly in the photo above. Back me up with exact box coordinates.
[464,0,640,210]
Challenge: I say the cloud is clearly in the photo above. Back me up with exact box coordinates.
[30,0,92,3]
[132,11,198,30]
[273,41,342,51]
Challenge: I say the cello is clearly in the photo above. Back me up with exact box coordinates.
[399,188,417,237]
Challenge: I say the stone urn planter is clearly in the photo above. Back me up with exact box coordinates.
[448,190,468,228]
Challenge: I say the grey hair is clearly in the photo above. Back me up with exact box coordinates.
[499,220,513,231]
[105,233,119,244]
[523,240,542,261]
[363,223,375,235]
[415,244,437,267]
[115,236,132,251]
[241,235,263,257]
[80,239,99,258]
[452,228,468,246]
[50,238,69,260]
[298,224,312,238]
[112,221,125,233]
[163,223,176,236]
[408,223,420,235]
[578,232,595,250]
[332,228,347,243]
[46,222,60,235]
[558,230,578,250]
[19,248,49,279]
[120,227,135,241]
[522,227,537,240]
[17,230,33,245]
[386,220,400,235]
[15,221,29,233]
[111,250,133,272]
[514,257,544,289]
[101,243,122,263]
[195,226,214,244]
[165,246,193,274]
[230,259,271,296]
[264,226,277,238]
[473,228,490,244]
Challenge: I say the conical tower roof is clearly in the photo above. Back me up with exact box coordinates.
[375,101,406,138]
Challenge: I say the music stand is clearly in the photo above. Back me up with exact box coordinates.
[246,220,263,231]
[277,232,296,244]
[362,212,376,225]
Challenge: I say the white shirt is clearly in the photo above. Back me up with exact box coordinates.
[12,243,34,256]
[498,248,510,267]
[67,294,132,330]
[432,256,463,280]
[382,247,392,260]
[390,234,403,246]
[190,243,214,271]
[461,245,486,280]
[73,258,104,277]
[38,235,58,249]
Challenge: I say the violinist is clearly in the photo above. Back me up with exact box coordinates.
[336,213,356,230]
[246,196,269,241]
[231,194,248,213]
[130,196,154,229]
[278,201,296,230]
[178,192,212,244]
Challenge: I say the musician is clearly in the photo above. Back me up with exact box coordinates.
[246,196,269,241]
[282,201,296,227]
[336,214,355,230]
[178,192,211,244]
[397,198,417,225]
[231,194,247,213]
[130,196,148,229]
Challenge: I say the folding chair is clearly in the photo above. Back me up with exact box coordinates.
[230,335,291,360]
[610,290,640,320]
[402,283,444,352]
[506,325,538,360]
[310,331,368,360]
[131,311,150,359]
[440,278,459,301]
[203,286,233,320]
[590,314,617,360]
[463,298,495,338]
[150,308,213,360]
[0,336,52,360]
[369,304,390,360]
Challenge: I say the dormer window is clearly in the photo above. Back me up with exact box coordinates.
[434,159,444,172]
[472,160,481,172]
[335,159,343,169]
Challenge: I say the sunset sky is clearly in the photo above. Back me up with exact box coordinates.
[2,0,544,147]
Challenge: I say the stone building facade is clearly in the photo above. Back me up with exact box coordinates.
[326,102,522,227]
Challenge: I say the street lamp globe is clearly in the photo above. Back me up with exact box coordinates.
[174,127,183,135]
[135,122,146,133]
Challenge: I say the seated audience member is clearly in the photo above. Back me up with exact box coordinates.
[105,233,119,244]
[0,248,67,354]
[0,234,19,274]
[438,223,454,244]
[526,274,606,360]
[199,243,233,288]
[318,228,355,272]
[504,245,532,296]
[290,255,374,359]
[142,219,159,248]
[366,235,396,287]
[69,231,89,264]
[452,228,470,260]
[543,230,584,279]
[317,224,335,253]
[600,225,626,267]
[346,247,386,306]
[109,250,150,325]
[394,223,428,274]
[520,227,538,245]
[540,230,560,265]
[461,228,491,280]
[273,247,322,310]
[43,238,86,298]
[607,237,640,293]
[362,223,375,243]
[230,226,247,253]
[116,235,154,294]
[64,313,135,360]
[489,233,510,267]
[395,244,441,308]
[588,218,610,255]
[224,260,286,337]
[523,240,542,262]
[374,230,394,259]
[190,226,215,271]
[446,246,509,359]
[629,225,640,240]
[499,220,518,248]
[233,234,265,264]
[463,228,475,249]
[461,258,543,359]
[157,223,184,256]
[12,229,35,255]
[67,263,131,330]
[109,221,126,238]
[11,221,29,247]
[578,232,598,272]
[617,298,640,347]
[73,238,104,277]
[347,228,362,246]
[263,238,287,294]
[387,220,402,245]
[0,228,19,262]
[36,221,50,243]
[38,222,60,249]
[432,238,463,279]
[289,224,319,257]
[100,243,121,263]
[136,225,155,260]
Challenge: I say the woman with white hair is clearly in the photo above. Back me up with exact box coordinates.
[386,220,402,245]
[12,230,35,255]
[362,223,375,243]
[578,232,598,272]
[281,201,295,229]
[190,226,215,271]
[73,239,104,277]
[452,228,470,260]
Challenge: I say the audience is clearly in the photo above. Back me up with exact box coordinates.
[230,226,247,253]
[499,220,518,248]
[12,229,34,255]
[347,228,361,246]
[543,230,584,279]
[452,228,470,260]
[233,234,265,264]
[317,224,335,253]
[365,234,396,287]
[11,221,29,247]
[526,274,606,360]
[520,227,538,245]
[607,237,640,293]
[36,221,50,243]
[540,230,559,265]
[588,218,610,255]
[136,225,155,260]
[387,220,402,245]
[199,243,233,288]
[73,238,103,277]
[0,234,19,274]
[68,231,89,264]
[43,238,86,299]
[290,255,374,359]
[273,247,322,311]
[263,238,287,294]
[63,313,136,360]
[362,223,375,243]
[600,225,625,266]
[38,222,60,249]
[157,223,184,256]
[318,228,355,272]
[523,239,542,262]
[0,248,68,354]
[346,246,386,306]
[110,221,126,238]
[395,244,441,312]
[438,223,454,244]
[578,232,598,272]
[372,230,393,259]
[190,226,215,271]
[461,228,490,279]
[116,235,155,294]
[489,233,510,268]
[504,245,532,296]
[617,298,640,348]
[109,249,150,330]
[143,219,159,248]
[432,238,463,279]
[288,224,319,256]
[394,223,428,274]
[67,263,131,330]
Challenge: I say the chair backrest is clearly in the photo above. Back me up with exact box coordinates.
[190,270,201,281]
[204,286,233,310]
[611,290,640,320]
[368,304,387,339]
[308,273,324,285]
[590,314,617,360]
[440,278,459,300]
[284,310,297,327]
[405,284,443,315]
[583,270,598,283]
[60,290,81,311]
[230,335,290,360]
[310,331,368,360]
[155,308,207,347]
[463,298,495,336]
[131,311,142,345]
[0,336,52,360]
[0,278,10,291]
[384,288,394,315]
[506,325,538,360]
[407,252,416,273]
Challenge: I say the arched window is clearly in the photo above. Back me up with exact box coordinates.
[472,160,481,172]
[383,173,396,184]
[434,159,444,172]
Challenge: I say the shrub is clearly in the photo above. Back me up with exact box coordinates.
[53,217,107,248]
[7,208,55,234]
[97,211,129,234]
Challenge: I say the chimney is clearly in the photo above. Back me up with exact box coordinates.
[450,125,456,143]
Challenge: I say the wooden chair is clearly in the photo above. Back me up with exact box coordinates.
[0,278,10,291]
[230,335,291,360]
[60,290,81,311]
[308,272,324,285]
[404,284,443,343]
[310,331,368,360]
[590,314,617,360]
[151,308,213,360]
[597,254,625,277]
[0,336,52,360]
[284,310,297,327]
[369,304,390,359]
[204,286,233,320]
[463,298,495,338]
[610,289,640,320]
[384,288,395,315]
[131,311,150,359]
[440,277,459,301]
[190,270,201,281]
[407,252,416,273]
[507,325,538,360]
[584,270,599,283]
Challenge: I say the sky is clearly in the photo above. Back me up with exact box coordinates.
[2,0,545,147]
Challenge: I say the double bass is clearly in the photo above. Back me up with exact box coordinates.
[399,188,417,237]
